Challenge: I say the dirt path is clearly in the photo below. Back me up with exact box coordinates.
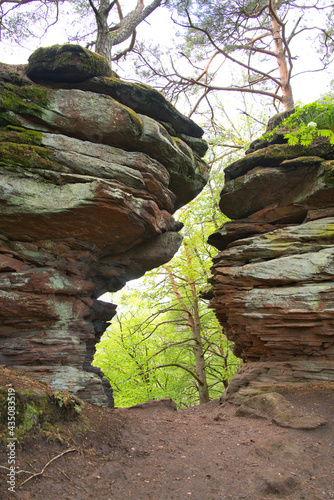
[1,387,334,499]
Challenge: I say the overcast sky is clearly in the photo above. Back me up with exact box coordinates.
[0,4,332,105]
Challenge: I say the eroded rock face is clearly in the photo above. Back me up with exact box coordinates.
[0,46,208,406]
[209,129,334,399]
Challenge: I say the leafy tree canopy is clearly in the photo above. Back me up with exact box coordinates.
[93,122,261,408]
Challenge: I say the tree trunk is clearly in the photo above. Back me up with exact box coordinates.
[165,260,210,405]
[192,318,210,404]
[95,0,113,64]
[96,24,113,63]
[183,243,210,404]
[93,0,161,64]
[270,4,294,110]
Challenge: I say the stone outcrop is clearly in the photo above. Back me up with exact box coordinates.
[26,44,115,82]
[0,45,208,406]
[209,127,334,400]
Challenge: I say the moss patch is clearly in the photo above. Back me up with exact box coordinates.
[323,161,334,187]
[225,140,334,182]
[0,83,49,127]
[0,127,42,145]
[0,142,54,171]
[0,387,85,442]
[0,138,65,185]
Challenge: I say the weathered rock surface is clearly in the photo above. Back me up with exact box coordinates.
[235,392,327,429]
[26,45,206,143]
[0,46,208,406]
[209,126,334,398]
[26,44,114,82]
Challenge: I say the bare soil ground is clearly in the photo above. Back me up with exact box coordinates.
[1,369,334,500]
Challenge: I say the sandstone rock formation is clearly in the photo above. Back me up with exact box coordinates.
[209,128,334,400]
[0,45,208,406]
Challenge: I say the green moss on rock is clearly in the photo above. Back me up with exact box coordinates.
[1,391,76,440]
[0,142,54,171]
[324,161,334,187]
[0,127,42,145]
[27,44,113,83]
[0,83,49,127]
[6,72,30,87]
[225,141,334,182]
[0,387,84,441]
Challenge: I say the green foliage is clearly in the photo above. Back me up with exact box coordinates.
[0,127,43,145]
[93,99,269,410]
[94,281,242,409]
[53,390,84,415]
[94,305,202,408]
[94,152,245,409]
[264,98,334,146]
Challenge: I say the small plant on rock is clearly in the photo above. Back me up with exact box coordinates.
[265,97,334,146]
[53,390,84,415]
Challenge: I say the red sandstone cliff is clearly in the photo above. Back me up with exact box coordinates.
[209,124,334,400]
[0,45,209,406]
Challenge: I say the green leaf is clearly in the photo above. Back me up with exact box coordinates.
[287,136,299,146]
[317,129,332,137]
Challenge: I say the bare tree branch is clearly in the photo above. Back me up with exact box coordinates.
[134,363,203,385]
[109,0,161,46]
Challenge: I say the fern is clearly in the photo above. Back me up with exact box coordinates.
[263,97,334,147]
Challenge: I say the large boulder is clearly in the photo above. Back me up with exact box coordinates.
[220,153,334,221]
[26,44,206,145]
[2,79,207,210]
[26,44,114,82]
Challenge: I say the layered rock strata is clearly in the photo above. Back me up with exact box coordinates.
[0,45,208,406]
[209,129,334,399]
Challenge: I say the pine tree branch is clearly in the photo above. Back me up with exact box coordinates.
[109,0,161,46]
[182,7,282,87]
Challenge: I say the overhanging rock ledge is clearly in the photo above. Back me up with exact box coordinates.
[0,45,209,407]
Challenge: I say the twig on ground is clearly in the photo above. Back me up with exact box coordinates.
[56,467,71,481]
[19,448,77,487]
[0,466,33,475]
[56,466,88,492]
